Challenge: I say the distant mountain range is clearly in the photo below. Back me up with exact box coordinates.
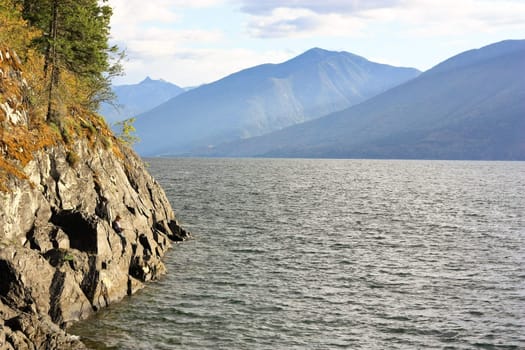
[99,77,184,124]
[199,40,525,160]
[133,48,420,156]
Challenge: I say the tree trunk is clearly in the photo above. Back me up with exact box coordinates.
[46,0,59,122]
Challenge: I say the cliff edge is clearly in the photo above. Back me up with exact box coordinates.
[0,48,189,349]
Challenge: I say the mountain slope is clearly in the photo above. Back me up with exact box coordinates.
[99,77,184,124]
[133,49,420,156]
[206,40,525,160]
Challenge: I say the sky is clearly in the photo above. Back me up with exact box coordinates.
[107,0,525,87]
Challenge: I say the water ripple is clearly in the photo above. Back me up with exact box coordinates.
[72,159,525,349]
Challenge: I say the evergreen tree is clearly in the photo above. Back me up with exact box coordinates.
[16,0,122,120]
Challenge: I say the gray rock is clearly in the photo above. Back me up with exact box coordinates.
[0,49,190,349]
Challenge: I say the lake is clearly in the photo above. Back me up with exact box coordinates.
[71,158,525,349]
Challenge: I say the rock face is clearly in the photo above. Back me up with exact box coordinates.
[0,48,189,349]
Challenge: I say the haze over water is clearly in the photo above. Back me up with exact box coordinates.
[72,158,525,349]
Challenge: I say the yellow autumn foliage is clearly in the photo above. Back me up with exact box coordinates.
[0,0,130,192]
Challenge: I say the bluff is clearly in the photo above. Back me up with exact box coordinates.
[0,47,189,349]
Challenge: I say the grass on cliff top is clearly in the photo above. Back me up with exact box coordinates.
[0,44,133,193]
[0,94,125,194]
[0,111,124,192]
[0,8,131,192]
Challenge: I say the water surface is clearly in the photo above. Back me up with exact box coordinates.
[72,159,525,349]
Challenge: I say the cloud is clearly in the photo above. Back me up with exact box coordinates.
[388,0,525,37]
[122,28,223,59]
[107,0,225,62]
[106,0,525,85]
[246,8,320,38]
[115,48,292,86]
[108,0,224,40]
[109,0,179,27]
[239,0,402,15]
[240,0,525,39]
[245,7,367,38]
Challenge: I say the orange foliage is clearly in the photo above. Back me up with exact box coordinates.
[0,1,132,192]
[0,47,102,191]
[0,39,127,193]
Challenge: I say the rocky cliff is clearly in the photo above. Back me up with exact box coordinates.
[0,47,189,349]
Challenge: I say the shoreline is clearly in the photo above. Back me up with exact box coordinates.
[0,49,190,348]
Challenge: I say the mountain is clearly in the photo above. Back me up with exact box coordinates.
[133,49,420,156]
[99,77,184,124]
[204,40,525,160]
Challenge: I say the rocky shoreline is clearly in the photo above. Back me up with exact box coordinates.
[0,48,189,349]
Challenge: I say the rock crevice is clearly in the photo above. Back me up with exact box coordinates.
[0,47,189,349]
[0,138,190,349]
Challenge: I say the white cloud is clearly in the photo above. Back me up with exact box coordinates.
[121,28,223,58]
[176,48,291,82]
[114,49,292,87]
[107,0,227,83]
[241,0,525,39]
[245,7,367,38]
[246,8,320,38]
[396,0,525,36]
[109,0,179,27]
[114,48,292,86]
[239,0,402,15]
[107,0,525,85]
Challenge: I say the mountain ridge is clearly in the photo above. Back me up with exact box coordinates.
[99,77,184,124]
[424,39,525,76]
[199,40,525,160]
[133,48,420,156]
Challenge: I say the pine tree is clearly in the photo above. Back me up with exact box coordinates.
[16,0,122,120]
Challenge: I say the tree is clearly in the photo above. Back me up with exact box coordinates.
[0,0,38,54]
[114,118,140,145]
[16,0,122,121]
